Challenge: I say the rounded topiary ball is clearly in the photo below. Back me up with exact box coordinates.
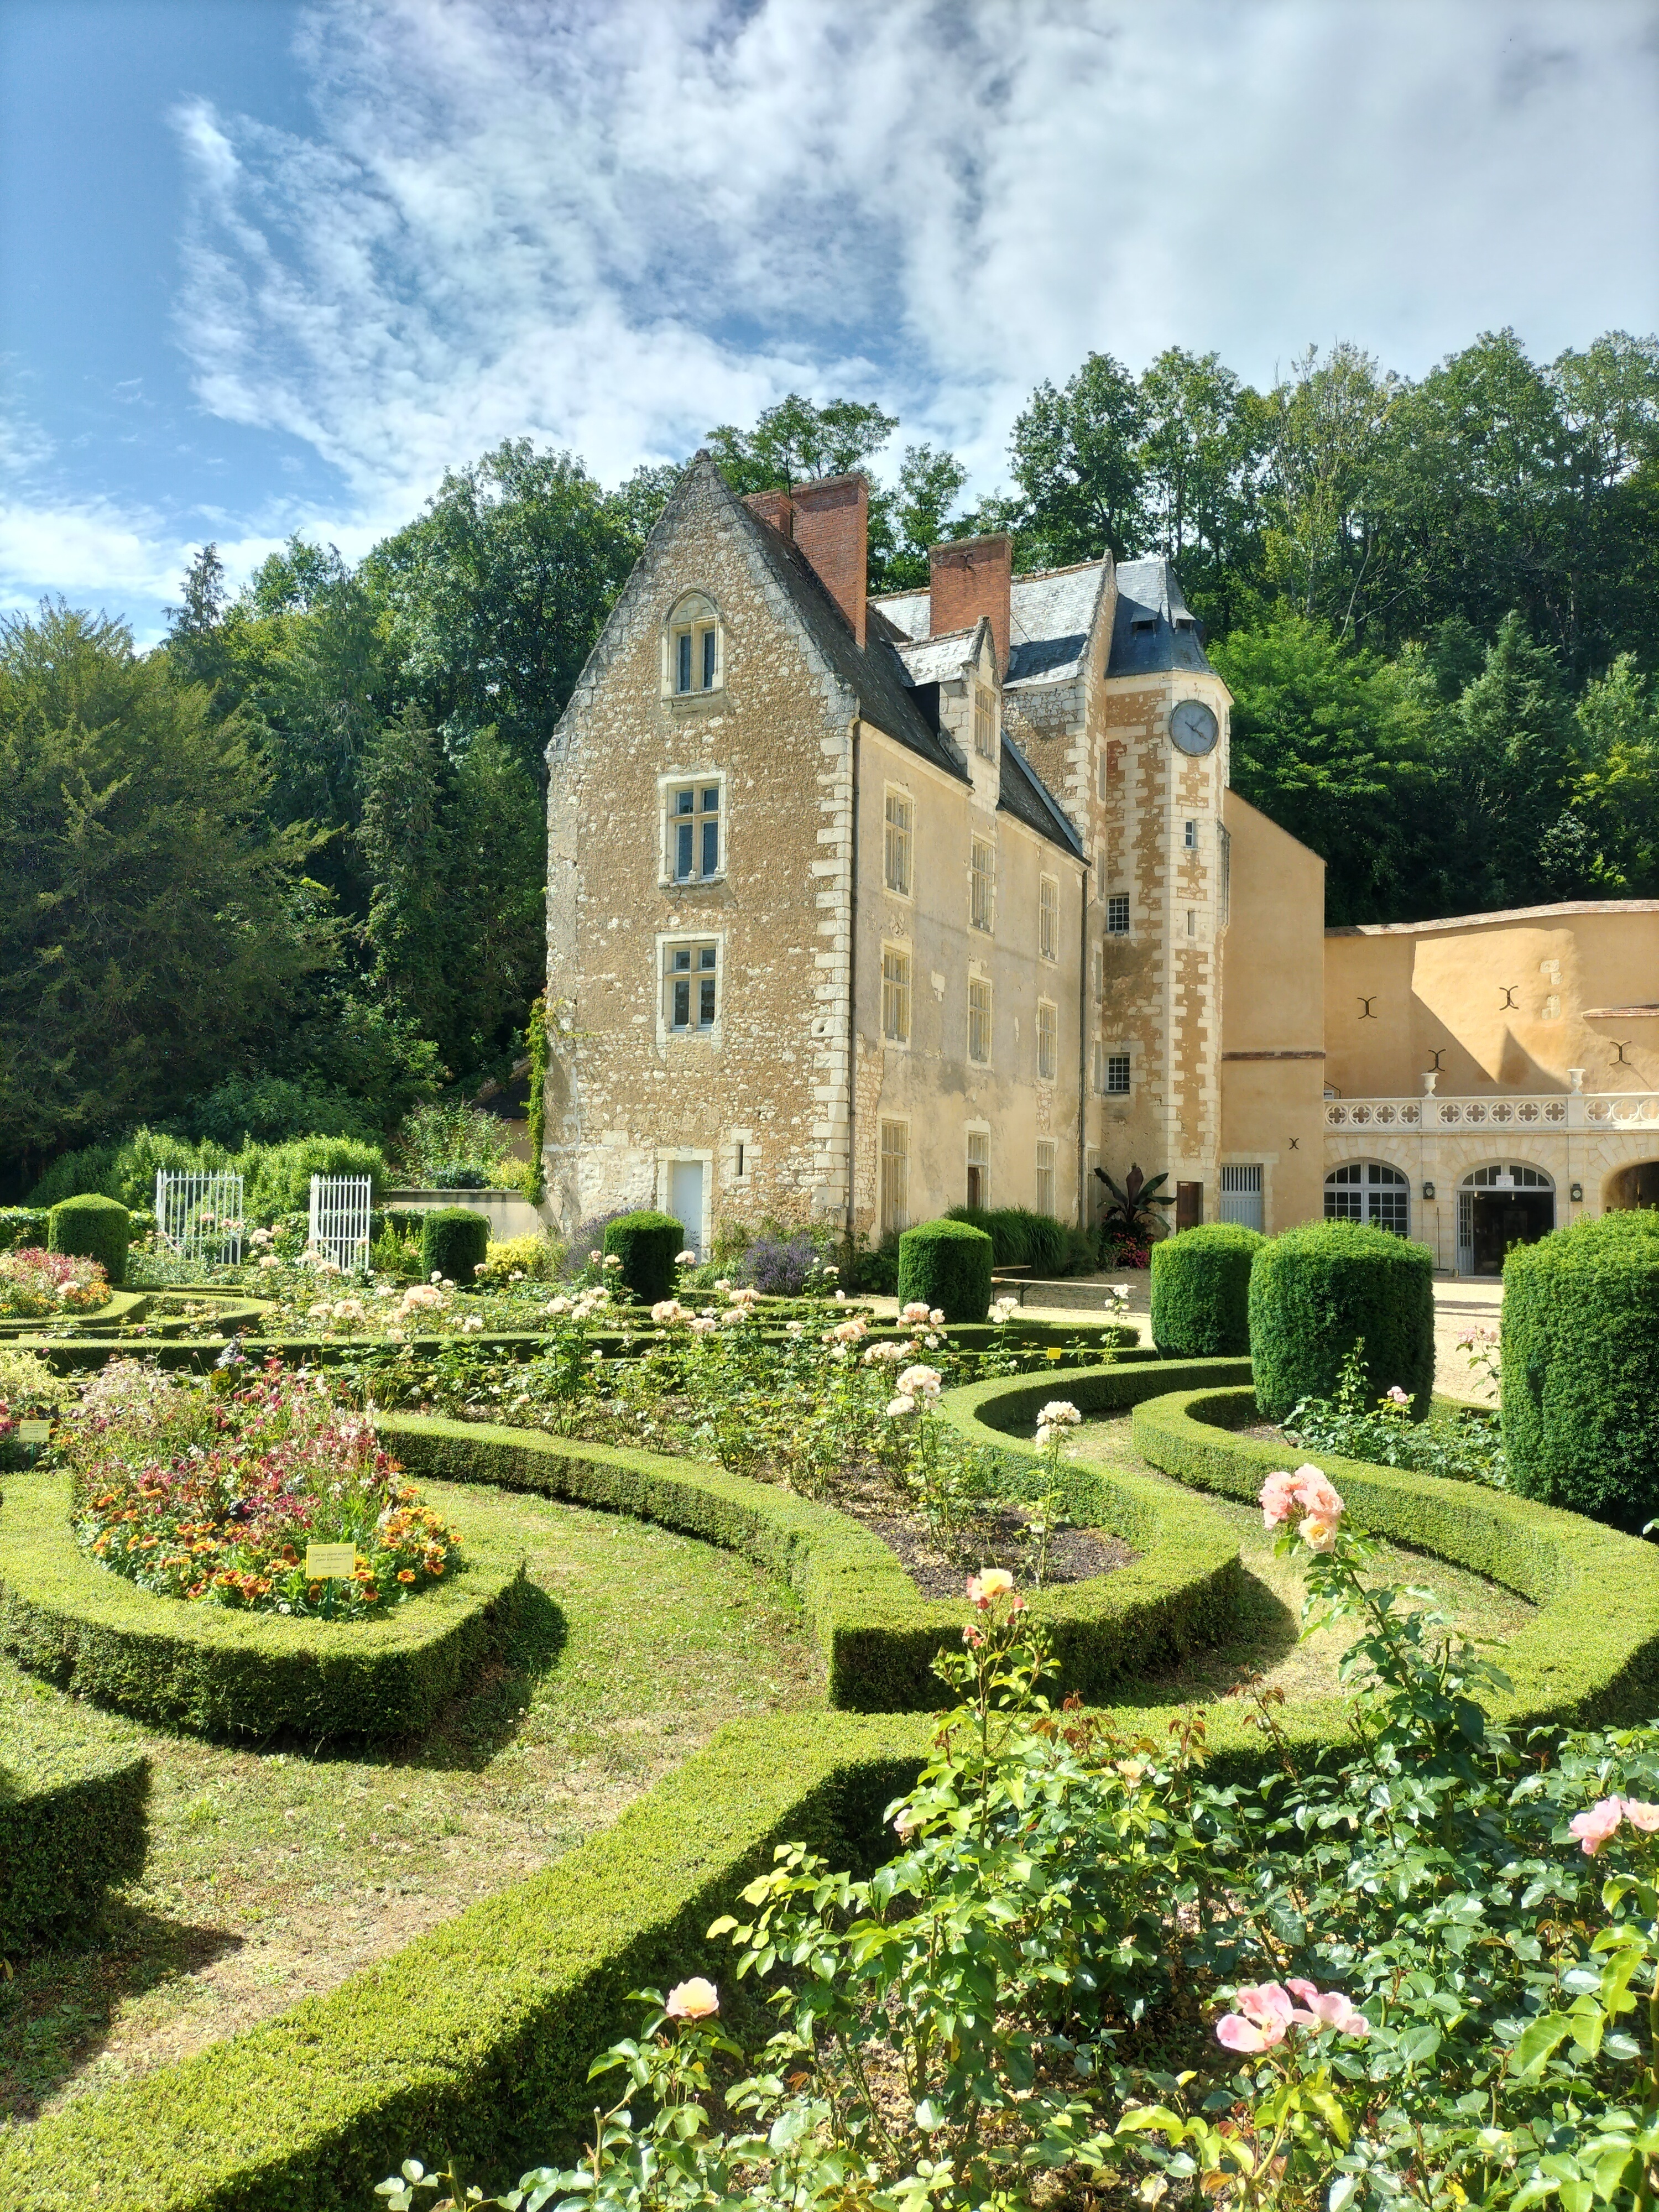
[419,1207,491,1287]
[1248,1217,1433,1421]
[896,1218,995,1324]
[1150,1223,1263,1358]
[1502,1209,1659,1532]
[602,1210,685,1305]
[47,1193,130,1292]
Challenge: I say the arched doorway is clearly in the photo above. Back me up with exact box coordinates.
[1457,1163,1554,1276]
[1608,1161,1659,1211]
[1324,1160,1410,1235]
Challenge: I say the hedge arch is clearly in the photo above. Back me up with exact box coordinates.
[1130,1384,1659,1731]
[0,1472,535,1741]
[380,1412,1245,1712]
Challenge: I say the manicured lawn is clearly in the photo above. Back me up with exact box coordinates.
[1070,1411,1534,1705]
[0,1480,820,2124]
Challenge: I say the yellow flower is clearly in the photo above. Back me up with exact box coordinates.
[664,1977,719,2020]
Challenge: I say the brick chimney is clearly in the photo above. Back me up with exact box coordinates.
[930,533,1012,674]
[789,472,868,649]
[743,487,795,538]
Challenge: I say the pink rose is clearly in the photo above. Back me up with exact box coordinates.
[1621,1797,1659,1833]
[664,1977,719,2020]
[1570,1798,1625,1855]
[1215,1981,1295,2052]
[1287,1979,1370,2038]
[1260,1471,1302,1528]
[1291,1467,1344,1521]
[1301,1514,1340,1553]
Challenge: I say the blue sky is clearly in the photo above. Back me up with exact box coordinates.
[4,0,1658,641]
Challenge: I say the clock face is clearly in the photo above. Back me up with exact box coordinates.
[1170,698,1219,757]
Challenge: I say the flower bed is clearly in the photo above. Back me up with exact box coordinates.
[0,1245,109,1320]
[64,1359,462,1620]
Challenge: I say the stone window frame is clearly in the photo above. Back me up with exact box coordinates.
[969,835,995,934]
[1035,1138,1057,1217]
[882,784,915,900]
[728,1128,756,1190]
[1093,1041,1132,1097]
[879,1118,910,1236]
[880,940,912,1048]
[1039,873,1060,963]
[655,927,726,1048]
[967,973,993,1067]
[1036,998,1058,1082]
[657,769,728,889]
[966,1123,992,1209]
[662,591,726,704]
[1105,893,1131,937]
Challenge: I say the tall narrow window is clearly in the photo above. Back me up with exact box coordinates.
[1105,894,1130,936]
[879,1122,910,1235]
[973,687,995,760]
[966,1130,989,1209]
[1035,1140,1056,1217]
[881,946,912,1044]
[884,791,913,895]
[1184,819,1198,849]
[1186,909,1197,937]
[664,941,719,1032]
[970,838,994,932]
[1039,875,1060,962]
[1036,1000,1057,1081]
[701,628,717,689]
[677,632,691,692]
[666,782,721,881]
[670,597,721,695]
[968,977,992,1064]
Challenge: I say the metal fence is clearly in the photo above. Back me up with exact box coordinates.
[309,1175,374,1270]
[154,1170,245,1267]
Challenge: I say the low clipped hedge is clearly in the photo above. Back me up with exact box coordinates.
[382,1405,1244,1712]
[49,1193,131,1290]
[1248,1218,1434,1420]
[897,1217,994,1323]
[420,1207,491,1286]
[603,1209,684,1304]
[1503,1210,1659,1532]
[1132,1385,1659,1731]
[1150,1223,1262,1357]
[0,1473,534,1741]
[0,1710,931,2211]
[0,1691,149,1952]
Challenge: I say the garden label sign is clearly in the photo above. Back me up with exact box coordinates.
[305,1542,357,1579]
[18,1421,50,1444]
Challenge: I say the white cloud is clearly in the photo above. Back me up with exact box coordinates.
[7,0,1658,627]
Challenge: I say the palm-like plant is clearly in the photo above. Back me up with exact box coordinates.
[1091,1164,1174,1242]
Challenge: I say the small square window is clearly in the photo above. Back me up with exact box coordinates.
[665,940,719,1033]
[666,781,721,881]
[1106,894,1130,936]
[1039,875,1059,962]
[1106,1052,1131,1095]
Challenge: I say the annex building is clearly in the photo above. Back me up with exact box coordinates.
[543,455,1659,1276]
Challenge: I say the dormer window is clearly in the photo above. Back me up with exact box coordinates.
[667,593,722,697]
[973,685,996,761]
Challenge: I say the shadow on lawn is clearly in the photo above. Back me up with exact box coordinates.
[1126,1567,1302,1707]
[411,1579,567,1772]
[0,1902,242,2122]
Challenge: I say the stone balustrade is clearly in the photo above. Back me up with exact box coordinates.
[1323,1093,1659,1133]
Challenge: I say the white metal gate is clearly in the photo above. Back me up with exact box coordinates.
[1218,1163,1264,1231]
[309,1175,374,1270]
[154,1170,245,1267]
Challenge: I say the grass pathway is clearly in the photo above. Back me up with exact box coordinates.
[0,1477,821,2125]
[1070,1412,1534,1705]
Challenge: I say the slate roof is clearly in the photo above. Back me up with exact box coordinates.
[868,561,1111,684]
[892,626,980,686]
[998,734,1086,859]
[1107,557,1214,677]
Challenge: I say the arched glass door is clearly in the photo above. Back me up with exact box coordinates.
[1456,1164,1554,1276]
[1324,1160,1410,1235]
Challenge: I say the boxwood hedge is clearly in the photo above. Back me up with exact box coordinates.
[1150,1223,1262,1357]
[896,1218,994,1322]
[381,1408,1245,1711]
[0,1688,148,1952]
[1248,1217,1434,1420]
[0,1473,534,1741]
[1131,1384,1659,1731]
[1502,1209,1659,1532]
[49,1193,132,1289]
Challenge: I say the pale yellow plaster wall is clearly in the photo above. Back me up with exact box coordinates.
[1218,791,1327,1228]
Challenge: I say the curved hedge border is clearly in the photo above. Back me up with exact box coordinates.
[0,1290,152,1340]
[0,1473,534,1741]
[1132,1385,1659,1731]
[381,1408,1244,1712]
[0,1686,148,1952]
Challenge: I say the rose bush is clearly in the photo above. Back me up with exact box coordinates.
[0,1245,109,1319]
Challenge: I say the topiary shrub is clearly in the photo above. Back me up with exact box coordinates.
[603,1210,685,1305]
[1248,1218,1433,1421]
[1503,1209,1659,1532]
[897,1218,994,1323]
[419,1207,490,1286]
[47,1194,129,1291]
[1150,1223,1264,1357]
